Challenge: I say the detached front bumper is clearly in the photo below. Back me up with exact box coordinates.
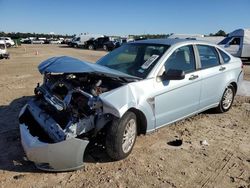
[19,104,89,172]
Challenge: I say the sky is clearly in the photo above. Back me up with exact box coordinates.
[0,0,250,36]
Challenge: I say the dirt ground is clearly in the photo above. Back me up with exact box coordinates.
[0,44,249,188]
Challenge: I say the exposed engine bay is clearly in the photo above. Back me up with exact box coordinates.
[19,72,126,143]
[18,56,142,171]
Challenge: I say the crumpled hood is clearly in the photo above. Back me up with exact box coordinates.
[38,56,139,79]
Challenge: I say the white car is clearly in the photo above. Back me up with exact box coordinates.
[49,40,61,44]
[31,40,45,44]
[0,37,15,47]
[0,40,9,59]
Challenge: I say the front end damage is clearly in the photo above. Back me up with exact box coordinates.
[19,57,137,171]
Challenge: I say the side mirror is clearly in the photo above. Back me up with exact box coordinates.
[225,43,230,47]
[161,69,185,81]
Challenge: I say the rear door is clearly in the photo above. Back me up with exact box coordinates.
[195,45,226,110]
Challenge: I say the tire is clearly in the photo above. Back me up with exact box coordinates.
[103,45,108,51]
[106,111,137,160]
[88,44,94,50]
[215,84,235,113]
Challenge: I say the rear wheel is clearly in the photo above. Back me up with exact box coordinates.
[215,84,235,113]
[106,111,137,160]
[88,44,94,50]
[103,45,108,51]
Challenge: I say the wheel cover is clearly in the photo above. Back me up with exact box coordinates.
[222,87,233,110]
[122,119,136,153]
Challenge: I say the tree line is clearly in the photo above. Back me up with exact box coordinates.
[208,30,227,37]
[0,30,227,39]
[0,31,74,39]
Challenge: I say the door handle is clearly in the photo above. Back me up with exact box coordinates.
[189,75,199,80]
[219,66,226,71]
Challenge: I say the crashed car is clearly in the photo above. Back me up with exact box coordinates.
[19,39,243,171]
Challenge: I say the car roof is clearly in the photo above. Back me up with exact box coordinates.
[132,38,215,46]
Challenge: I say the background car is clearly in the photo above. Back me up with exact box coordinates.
[49,39,62,44]
[103,38,127,51]
[85,36,110,50]
[0,37,15,47]
[31,39,45,44]
[0,40,9,59]
[103,40,120,51]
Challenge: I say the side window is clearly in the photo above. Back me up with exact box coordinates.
[164,45,196,73]
[229,37,240,45]
[197,45,220,69]
[218,49,230,63]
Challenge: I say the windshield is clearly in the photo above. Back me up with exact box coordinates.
[218,37,232,45]
[97,43,169,78]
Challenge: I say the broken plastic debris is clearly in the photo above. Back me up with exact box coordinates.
[200,140,209,146]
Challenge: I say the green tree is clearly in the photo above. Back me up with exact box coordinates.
[214,30,227,36]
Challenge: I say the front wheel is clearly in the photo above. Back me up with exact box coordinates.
[215,84,235,113]
[88,44,94,50]
[106,111,137,160]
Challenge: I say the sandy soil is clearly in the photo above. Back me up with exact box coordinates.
[0,45,249,188]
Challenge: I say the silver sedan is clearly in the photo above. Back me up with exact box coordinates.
[19,39,243,171]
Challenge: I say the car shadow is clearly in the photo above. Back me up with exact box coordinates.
[0,96,113,173]
[84,142,113,164]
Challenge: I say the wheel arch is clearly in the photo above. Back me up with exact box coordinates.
[230,81,237,93]
[128,108,147,135]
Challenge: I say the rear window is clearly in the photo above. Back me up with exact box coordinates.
[218,49,230,63]
[197,45,220,69]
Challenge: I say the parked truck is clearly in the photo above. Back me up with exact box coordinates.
[70,34,104,49]
[84,36,109,50]
[218,28,250,60]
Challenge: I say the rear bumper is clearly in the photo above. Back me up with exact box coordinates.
[19,104,89,172]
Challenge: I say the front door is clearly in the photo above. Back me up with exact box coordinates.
[154,45,202,128]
